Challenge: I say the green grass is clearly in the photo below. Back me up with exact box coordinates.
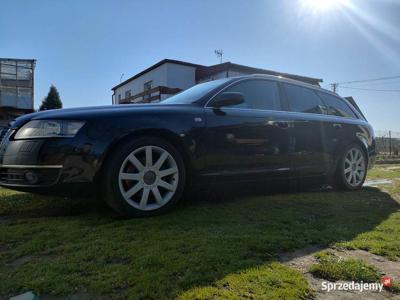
[309,251,380,282]
[387,280,400,294]
[0,165,399,299]
[368,165,400,180]
[179,263,311,300]
[337,165,400,260]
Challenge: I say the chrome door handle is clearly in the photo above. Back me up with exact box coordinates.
[275,121,290,129]
[333,123,342,129]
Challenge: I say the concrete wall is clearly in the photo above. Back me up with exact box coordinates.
[114,63,197,104]
[165,63,196,90]
[197,70,250,83]
[228,70,250,77]
[114,64,168,104]
[197,70,228,83]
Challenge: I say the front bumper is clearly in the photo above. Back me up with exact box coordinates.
[0,164,62,187]
[0,128,99,194]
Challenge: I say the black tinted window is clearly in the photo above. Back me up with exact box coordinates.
[215,80,281,110]
[284,84,324,114]
[318,92,357,118]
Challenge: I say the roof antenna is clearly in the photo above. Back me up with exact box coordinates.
[214,49,223,64]
[120,73,124,83]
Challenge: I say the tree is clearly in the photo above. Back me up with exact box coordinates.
[39,85,63,111]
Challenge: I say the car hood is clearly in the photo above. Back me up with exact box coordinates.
[11,103,194,129]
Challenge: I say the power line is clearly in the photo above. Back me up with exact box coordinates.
[329,75,400,92]
[351,79,400,87]
[334,75,400,85]
[340,86,400,92]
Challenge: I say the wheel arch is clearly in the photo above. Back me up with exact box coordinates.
[334,137,369,174]
[93,128,193,186]
[355,135,370,164]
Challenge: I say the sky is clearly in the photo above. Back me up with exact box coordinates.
[1,0,399,132]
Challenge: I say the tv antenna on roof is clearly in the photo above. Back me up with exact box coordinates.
[214,49,223,64]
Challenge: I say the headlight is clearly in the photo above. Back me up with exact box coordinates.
[15,120,85,139]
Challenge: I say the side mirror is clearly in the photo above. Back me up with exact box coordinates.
[212,92,244,108]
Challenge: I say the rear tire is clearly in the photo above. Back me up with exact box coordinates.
[102,136,186,217]
[332,144,367,191]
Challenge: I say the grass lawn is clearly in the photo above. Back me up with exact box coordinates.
[0,165,399,299]
[309,250,380,282]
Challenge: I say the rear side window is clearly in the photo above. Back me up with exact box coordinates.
[318,92,357,118]
[216,80,281,110]
[283,84,324,114]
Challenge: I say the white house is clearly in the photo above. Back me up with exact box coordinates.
[111,59,323,104]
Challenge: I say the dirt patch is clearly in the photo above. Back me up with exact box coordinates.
[280,247,399,299]
[364,179,393,187]
[336,249,400,281]
[7,255,34,268]
[386,166,400,171]
[5,254,59,268]
[41,292,110,300]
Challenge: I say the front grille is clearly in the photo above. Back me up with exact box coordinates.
[0,169,25,184]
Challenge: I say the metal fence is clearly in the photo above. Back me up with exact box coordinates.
[375,130,400,158]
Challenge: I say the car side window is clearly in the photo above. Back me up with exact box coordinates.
[283,84,325,114]
[213,80,281,111]
[317,92,357,118]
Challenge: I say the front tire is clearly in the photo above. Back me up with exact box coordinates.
[333,144,367,191]
[102,136,186,217]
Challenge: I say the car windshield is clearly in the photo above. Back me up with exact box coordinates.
[162,78,230,104]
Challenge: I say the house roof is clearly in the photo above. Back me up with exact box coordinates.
[0,58,36,62]
[196,62,323,85]
[112,59,323,91]
[112,59,202,91]
[0,58,36,70]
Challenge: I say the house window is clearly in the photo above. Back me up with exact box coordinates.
[118,94,121,102]
[125,90,131,99]
[143,81,153,101]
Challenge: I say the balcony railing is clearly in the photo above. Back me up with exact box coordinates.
[119,86,182,104]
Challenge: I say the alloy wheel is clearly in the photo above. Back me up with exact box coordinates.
[343,147,366,187]
[118,145,179,211]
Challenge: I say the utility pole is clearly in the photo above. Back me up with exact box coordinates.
[330,83,338,93]
[389,130,392,156]
[214,49,223,64]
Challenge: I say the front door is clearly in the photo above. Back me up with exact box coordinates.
[204,79,292,179]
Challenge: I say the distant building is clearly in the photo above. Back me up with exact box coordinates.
[111,59,323,104]
[0,58,35,128]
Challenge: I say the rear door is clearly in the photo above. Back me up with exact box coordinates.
[204,79,292,179]
[281,83,329,176]
[317,91,362,169]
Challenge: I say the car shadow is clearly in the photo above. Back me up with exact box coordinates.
[184,177,332,204]
[0,189,109,219]
[0,183,399,299]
